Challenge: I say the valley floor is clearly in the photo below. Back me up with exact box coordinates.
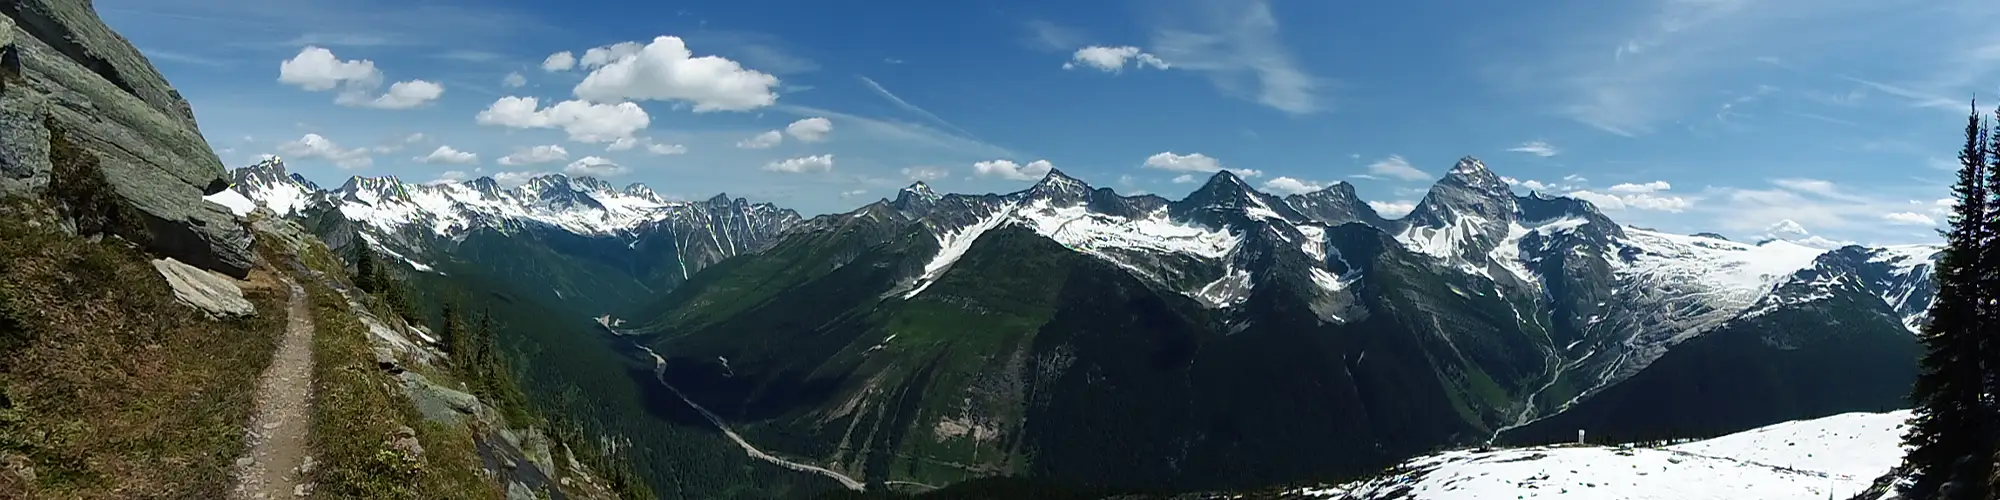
[1296,410,1910,500]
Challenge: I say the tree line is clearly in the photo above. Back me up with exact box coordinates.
[350,243,659,498]
[1902,100,2000,500]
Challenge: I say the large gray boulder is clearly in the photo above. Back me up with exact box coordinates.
[149,257,255,317]
[1,1,254,278]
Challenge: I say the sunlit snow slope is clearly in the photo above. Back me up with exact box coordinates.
[1298,410,1910,500]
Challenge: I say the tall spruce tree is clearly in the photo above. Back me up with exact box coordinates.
[1985,100,2000,500]
[1902,101,1994,500]
[351,243,379,293]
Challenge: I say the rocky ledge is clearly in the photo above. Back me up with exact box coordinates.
[1,0,253,277]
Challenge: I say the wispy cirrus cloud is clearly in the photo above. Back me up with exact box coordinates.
[1507,140,1560,157]
[1497,0,1985,136]
[856,75,977,139]
[1147,0,1319,114]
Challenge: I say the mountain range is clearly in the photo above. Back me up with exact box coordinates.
[213,155,1936,496]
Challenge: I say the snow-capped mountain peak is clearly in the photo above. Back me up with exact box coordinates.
[338,175,411,205]
[220,157,320,217]
[901,181,940,200]
[623,183,665,203]
[1284,181,1387,228]
[228,165,800,242]
[1175,170,1304,224]
[1023,168,1094,206]
[1398,157,1519,266]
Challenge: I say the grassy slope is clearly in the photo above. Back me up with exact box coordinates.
[270,228,502,500]
[407,243,827,499]
[0,201,284,499]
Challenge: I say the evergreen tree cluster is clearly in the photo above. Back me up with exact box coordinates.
[433,300,533,424]
[1900,100,2000,500]
[349,243,418,322]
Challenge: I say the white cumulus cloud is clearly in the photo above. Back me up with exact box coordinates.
[1261,177,1328,195]
[542,51,576,72]
[571,36,781,112]
[903,166,949,181]
[1566,189,1693,212]
[1367,155,1430,181]
[580,42,644,70]
[1143,152,1260,177]
[277,133,373,169]
[1507,141,1560,157]
[1607,181,1672,194]
[278,46,380,91]
[417,145,478,165]
[475,96,650,143]
[607,137,688,155]
[1883,212,1937,226]
[973,159,1054,181]
[764,154,835,173]
[785,117,833,142]
[497,145,570,166]
[1369,200,1417,218]
[335,79,444,109]
[279,46,441,109]
[736,130,783,149]
[565,156,627,177]
[1063,45,1170,72]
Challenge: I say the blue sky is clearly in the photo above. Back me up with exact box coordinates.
[96,0,2000,246]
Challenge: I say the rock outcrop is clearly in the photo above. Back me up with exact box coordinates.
[150,257,256,317]
[1,0,254,277]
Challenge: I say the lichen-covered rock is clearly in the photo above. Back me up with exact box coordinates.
[1,1,253,277]
[149,257,255,317]
[398,372,493,425]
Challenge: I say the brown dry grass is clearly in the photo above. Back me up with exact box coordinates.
[0,200,284,499]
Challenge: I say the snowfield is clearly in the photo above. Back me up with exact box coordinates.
[1297,410,1911,500]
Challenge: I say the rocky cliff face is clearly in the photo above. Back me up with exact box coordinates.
[0,0,253,277]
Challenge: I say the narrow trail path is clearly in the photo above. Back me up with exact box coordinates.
[631,344,868,491]
[229,282,317,499]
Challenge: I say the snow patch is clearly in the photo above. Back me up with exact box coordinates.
[1305,410,1912,500]
[1297,224,1328,264]
[1193,267,1254,309]
[205,189,257,217]
[1015,202,1238,261]
[904,207,1015,298]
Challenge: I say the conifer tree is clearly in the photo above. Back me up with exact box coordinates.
[439,300,465,357]
[1985,100,2000,500]
[1902,101,1994,500]
[351,243,379,293]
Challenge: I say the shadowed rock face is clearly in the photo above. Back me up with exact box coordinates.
[0,0,253,277]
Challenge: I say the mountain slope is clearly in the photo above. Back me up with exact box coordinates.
[616,156,1928,495]
[215,158,802,314]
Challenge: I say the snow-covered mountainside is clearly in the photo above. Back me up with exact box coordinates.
[1295,409,1910,500]
[207,157,803,310]
[610,155,1930,492]
[213,157,799,251]
[880,158,1934,380]
[851,156,1936,433]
